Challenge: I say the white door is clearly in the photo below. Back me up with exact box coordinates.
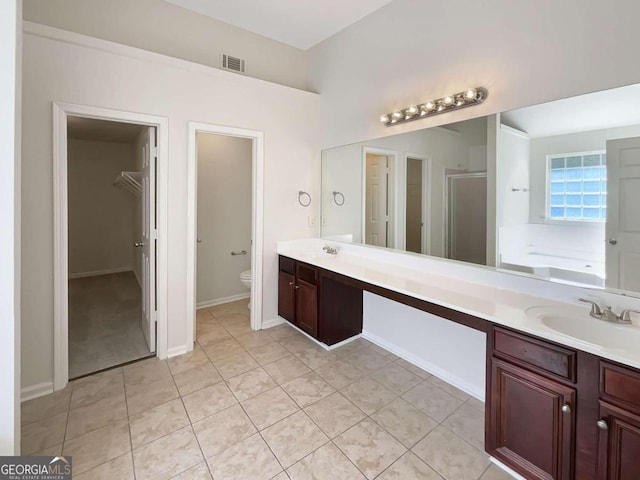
[605,137,640,291]
[140,127,156,352]
[365,154,388,247]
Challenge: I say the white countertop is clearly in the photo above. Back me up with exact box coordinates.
[278,240,640,370]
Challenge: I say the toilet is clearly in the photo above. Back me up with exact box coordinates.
[240,269,252,310]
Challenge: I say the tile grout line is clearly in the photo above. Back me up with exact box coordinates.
[36,305,489,480]
[168,357,214,480]
[123,371,138,480]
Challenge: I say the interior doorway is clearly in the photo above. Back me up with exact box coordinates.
[53,103,169,390]
[194,133,253,337]
[445,172,488,265]
[65,117,156,379]
[186,123,264,348]
[405,155,430,254]
[363,147,397,248]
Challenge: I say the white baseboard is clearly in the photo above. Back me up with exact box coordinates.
[490,458,526,480]
[363,330,485,401]
[265,316,361,351]
[261,316,286,330]
[21,381,54,402]
[69,266,133,279]
[167,345,189,358]
[196,292,250,309]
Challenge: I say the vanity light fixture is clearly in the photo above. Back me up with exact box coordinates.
[380,87,488,126]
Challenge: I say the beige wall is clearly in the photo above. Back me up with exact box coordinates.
[68,138,136,276]
[23,0,308,90]
[20,25,320,391]
[308,0,640,149]
[196,133,252,306]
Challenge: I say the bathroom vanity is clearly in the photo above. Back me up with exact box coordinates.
[276,240,640,480]
[486,324,640,480]
[278,255,362,344]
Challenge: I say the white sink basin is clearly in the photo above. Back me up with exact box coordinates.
[525,306,640,351]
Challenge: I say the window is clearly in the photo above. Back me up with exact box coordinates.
[548,151,607,221]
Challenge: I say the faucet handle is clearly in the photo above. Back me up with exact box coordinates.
[579,298,603,318]
[620,309,640,324]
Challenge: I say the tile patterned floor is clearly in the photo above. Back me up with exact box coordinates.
[22,299,514,479]
[69,272,152,378]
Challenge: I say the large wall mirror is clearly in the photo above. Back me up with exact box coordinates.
[321,83,640,297]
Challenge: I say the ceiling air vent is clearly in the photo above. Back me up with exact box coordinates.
[221,54,246,74]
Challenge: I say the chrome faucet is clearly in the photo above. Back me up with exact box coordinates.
[322,245,339,255]
[579,298,639,324]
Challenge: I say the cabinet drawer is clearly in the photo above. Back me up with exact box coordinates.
[600,361,640,414]
[279,256,296,275]
[493,327,577,382]
[296,262,318,285]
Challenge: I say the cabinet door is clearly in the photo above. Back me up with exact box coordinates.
[296,278,318,337]
[597,401,640,480]
[278,271,296,325]
[487,358,575,480]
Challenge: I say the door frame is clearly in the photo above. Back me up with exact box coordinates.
[362,146,398,248]
[403,153,431,255]
[186,122,264,347]
[53,102,169,391]
[444,172,488,259]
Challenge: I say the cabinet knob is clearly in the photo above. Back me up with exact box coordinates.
[561,404,571,414]
[295,285,300,290]
[597,419,608,430]
[289,282,294,287]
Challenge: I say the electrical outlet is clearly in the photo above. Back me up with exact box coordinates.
[308,215,315,227]
[322,216,327,226]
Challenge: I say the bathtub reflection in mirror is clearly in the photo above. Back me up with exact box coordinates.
[320,83,640,295]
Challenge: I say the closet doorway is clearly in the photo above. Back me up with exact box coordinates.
[66,117,155,378]
[53,103,169,389]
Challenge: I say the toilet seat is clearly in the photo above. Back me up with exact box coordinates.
[240,270,252,280]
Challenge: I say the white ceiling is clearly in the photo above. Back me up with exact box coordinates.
[164,0,393,50]
[501,84,640,138]
[67,116,144,143]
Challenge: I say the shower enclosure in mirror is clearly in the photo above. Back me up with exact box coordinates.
[321,83,640,296]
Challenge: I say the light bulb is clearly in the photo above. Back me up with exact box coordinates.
[464,88,477,100]
[380,114,390,123]
[406,105,418,116]
[392,111,403,119]
[423,101,436,111]
[443,95,454,106]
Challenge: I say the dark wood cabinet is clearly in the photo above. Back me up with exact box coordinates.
[278,257,319,336]
[319,271,363,345]
[295,278,318,337]
[597,401,640,480]
[277,271,296,324]
[486,325,640,480]
[277,255,363,345]
[597,362,640,479]
[487,357,575,480]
